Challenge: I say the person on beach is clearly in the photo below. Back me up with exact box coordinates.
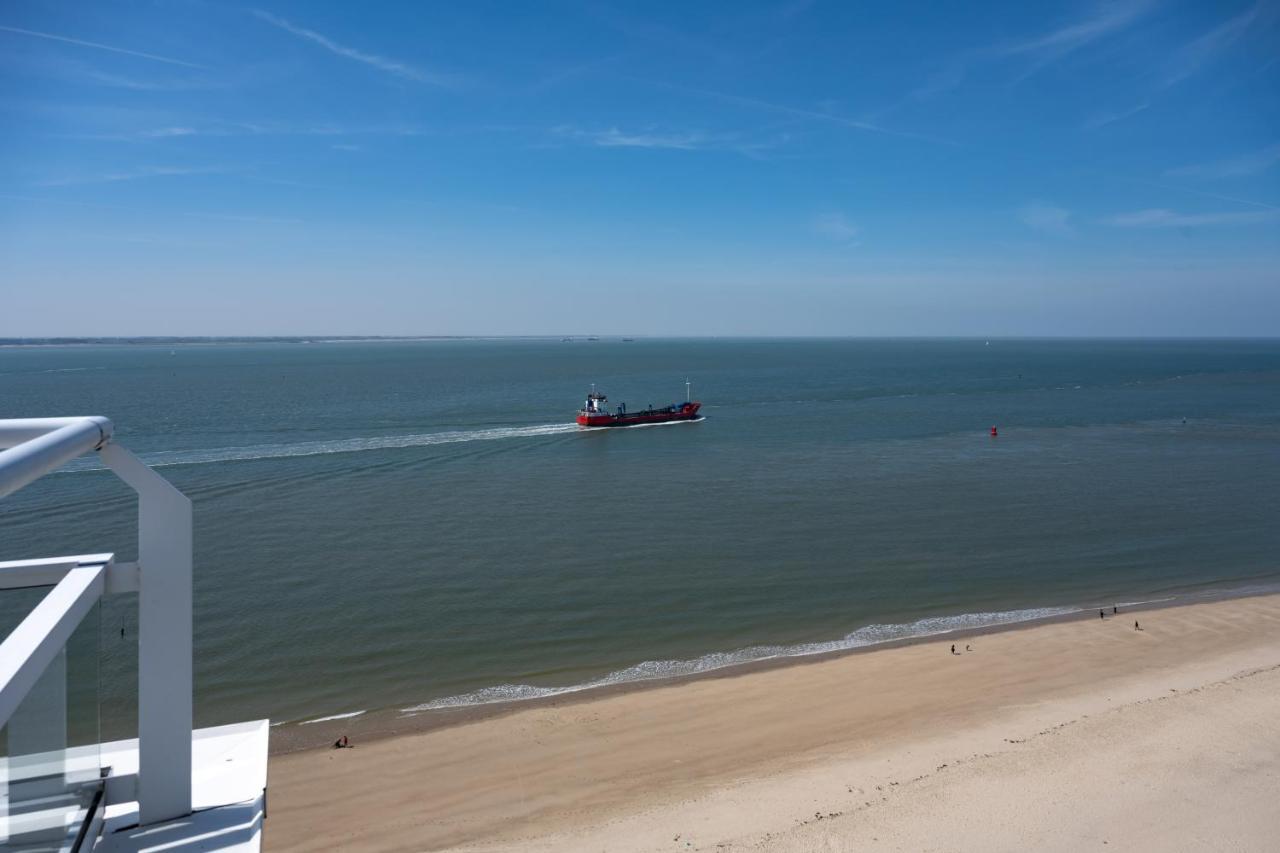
[1112,606,1117,615]
[1100,610,1105,619]
[951,644,956,655]
[334,735,350,749]
[1135,620,1140,631]
[965,644,971,652]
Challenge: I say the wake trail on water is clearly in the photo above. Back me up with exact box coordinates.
[55,415,711,473]
[401,604,1081,713]
[58,423,584,472]
[55,417,704,472]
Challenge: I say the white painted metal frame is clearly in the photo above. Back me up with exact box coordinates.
[0,562,106,727]
[0,417,193,827]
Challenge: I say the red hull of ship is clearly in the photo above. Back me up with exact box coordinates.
[577,402,701,427]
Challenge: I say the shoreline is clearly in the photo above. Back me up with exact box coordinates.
[265,591,1280,851]
[268,581,1279,754]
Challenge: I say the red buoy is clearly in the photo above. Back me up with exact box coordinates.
[990,425,998,437]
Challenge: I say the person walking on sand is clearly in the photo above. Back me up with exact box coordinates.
[1135,620,1140,631]
[951,644,956,655]
[1099,609,1105,620]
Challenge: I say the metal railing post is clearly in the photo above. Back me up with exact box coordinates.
[98,444,193,825]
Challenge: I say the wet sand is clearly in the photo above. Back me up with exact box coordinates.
[265,594,1280,851]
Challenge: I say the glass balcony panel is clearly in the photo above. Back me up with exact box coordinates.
[1,591,101,853]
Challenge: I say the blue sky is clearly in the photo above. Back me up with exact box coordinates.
[1,0,1277,336]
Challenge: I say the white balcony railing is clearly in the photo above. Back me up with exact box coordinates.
[0,417,263,851]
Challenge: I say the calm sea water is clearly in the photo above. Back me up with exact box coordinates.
[2,339,1279,734]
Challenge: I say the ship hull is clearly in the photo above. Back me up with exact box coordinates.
[577,402,701,427]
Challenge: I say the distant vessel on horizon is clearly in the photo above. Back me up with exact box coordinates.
[577,380,702,427]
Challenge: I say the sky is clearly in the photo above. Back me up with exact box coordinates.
[1,0,1277,336]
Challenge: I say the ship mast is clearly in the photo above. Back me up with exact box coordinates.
[686,378,691,403]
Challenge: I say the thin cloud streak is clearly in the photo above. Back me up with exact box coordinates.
[251,10,456,86]
[1126,178,1280,212]
[1166,144,1280,179]
[1161,2,1264,88]
[636,78,956,146]
[1084,101,1149,131]
[1002,0,1153,61]
[552,125,791,158]
[35,165,228,187]
[75,121,439,142]
[1018,202,1073,236]
[914,1,1152,100]
[558,126,708,150]
[0,193,302,224]
[813,212,859,242]
[0,24,206,69]
[1102,208,1279,227]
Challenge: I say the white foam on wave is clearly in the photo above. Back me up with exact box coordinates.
[58,423,582,471]
[401,605,1080,713]
[299,710,366,724]
[1114,596,1177,608]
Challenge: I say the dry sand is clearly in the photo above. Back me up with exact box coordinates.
[265,594,1280,851]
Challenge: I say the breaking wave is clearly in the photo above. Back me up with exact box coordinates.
[402,604,1080,713]
[299,710,366,724]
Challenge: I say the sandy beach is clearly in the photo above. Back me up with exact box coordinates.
[265,594,1280,851]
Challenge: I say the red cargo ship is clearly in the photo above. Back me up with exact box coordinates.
[576,381,702,427]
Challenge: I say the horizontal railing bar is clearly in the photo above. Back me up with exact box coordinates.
[0,564,105,729]
[0,554,115,591]
[0,417,113,499]
[0,417,111,448]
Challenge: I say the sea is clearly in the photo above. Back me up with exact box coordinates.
[2,338,1278,737]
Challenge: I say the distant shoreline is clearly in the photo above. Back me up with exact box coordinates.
[3,335,1277,348]
[0,336,567,347]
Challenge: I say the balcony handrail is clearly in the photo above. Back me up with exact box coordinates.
[0,417,112,499]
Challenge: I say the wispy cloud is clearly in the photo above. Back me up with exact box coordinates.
[813,212,860,242]
[0,24,206,69]
[137,127,199,139]
[0,193,302,224]
[251,10,456,86]
[1002,1,1153,65]
[553,125,791,158]
[1101,208,1279,228]
[636,78,954,146]
[526,54,626,94]
[1122,178,1280,212]
[1161,2,1265,88]
[1166,144,1280,179]
[912,1,1152,100]
[564,126,709,150]
[36,165,227,187]
[586,6,735,65]
[1084,101,1150,131]
[31,56,220,91]
[911,64,968,101]
[81,69,212,91]
[74,120,442,142]
[1018,202,1074,236]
